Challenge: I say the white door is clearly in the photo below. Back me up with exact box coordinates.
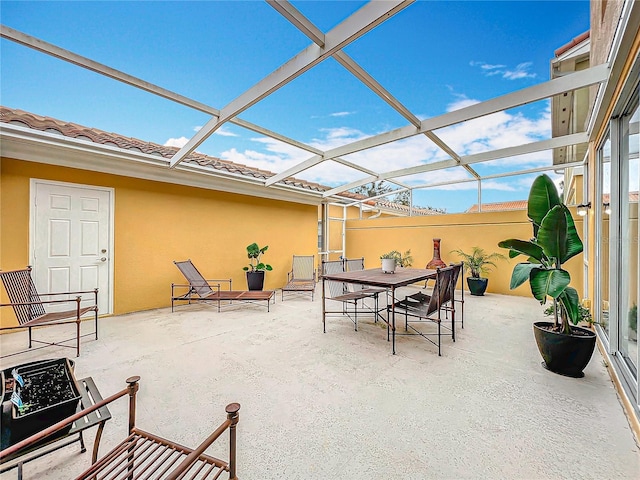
[31,180,113,314]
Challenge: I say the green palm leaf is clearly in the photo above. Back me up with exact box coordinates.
[558,287,580,328]
[537,206,567,263]
[527,174,561,237]
[510,263,538,289]
[530,268,570,303]
[498,239,544,262]
[560,206,583,263]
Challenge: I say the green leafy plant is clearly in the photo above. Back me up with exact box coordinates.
[629,303,637,333]
[452,246,505,278]
[498,174,583,335]
[242,243,273,272]
[380,249,413,267]
[544,303,592,325]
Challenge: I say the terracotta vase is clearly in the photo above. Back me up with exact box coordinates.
[426,238,447,269]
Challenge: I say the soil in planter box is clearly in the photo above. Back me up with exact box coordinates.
[15,363,78,417]
[10,359,81,442]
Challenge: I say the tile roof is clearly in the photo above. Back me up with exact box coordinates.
[0,106,328,192]
[0,106,440,215]
[554,31,590,57]
[466,200,528,213]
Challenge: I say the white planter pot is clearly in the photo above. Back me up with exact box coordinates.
[381,258,396,273]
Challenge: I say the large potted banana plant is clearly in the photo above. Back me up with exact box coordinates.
[498,174,596,378]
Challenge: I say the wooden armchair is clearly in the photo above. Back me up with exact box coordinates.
[0,376,241,480]
[0,266,98,358]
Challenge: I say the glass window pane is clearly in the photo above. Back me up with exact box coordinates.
[620,101,639,374]
[600,136,611,337]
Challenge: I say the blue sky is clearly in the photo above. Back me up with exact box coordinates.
[1,1,591,212]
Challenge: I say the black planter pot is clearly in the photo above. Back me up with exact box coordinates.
[10,358,81,441]
[246,271,265,291]
[533,321,597,378]
[466,277,488,296]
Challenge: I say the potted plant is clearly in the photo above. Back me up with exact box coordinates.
[498,174,596,378]
[452,246,505,296]
[380,250,412,273]
[243,242,272,290]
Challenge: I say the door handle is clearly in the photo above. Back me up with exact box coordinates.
[100,257,107,262]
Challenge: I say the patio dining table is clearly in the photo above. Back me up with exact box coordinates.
[322,267,437,354]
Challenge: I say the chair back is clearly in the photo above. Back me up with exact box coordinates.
[425,266,455,317]
[0,267,46,325]
[321,260,347,299]
[174,260,214,297]
[344,257,365,272]
[291,255,315,281]
[442,262,463,306]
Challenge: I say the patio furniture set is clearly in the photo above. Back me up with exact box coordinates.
[0,256,463,360]
[321,260,463,356]
[0,256,316,359]
[0,257,461,478]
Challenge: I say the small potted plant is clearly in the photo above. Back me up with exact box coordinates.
[380,250,412,273]
[243,243,273,290]
[498,174,596,378]
[452,246,505,296]
[380,251,399,273]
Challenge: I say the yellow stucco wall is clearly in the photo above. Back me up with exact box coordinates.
[0,158,318,327]
[344,209,585,298]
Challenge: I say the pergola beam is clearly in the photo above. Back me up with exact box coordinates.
[338,160,584,208]
[0,24,333,159]
[267,1,480,183]
[267,1,326,47]
[408,160,584,190]
[0,25,219,117]
[322,132,588,197]
[267,64,609,186]
[169,0,413,167]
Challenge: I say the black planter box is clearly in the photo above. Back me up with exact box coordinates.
[10,358,81,441]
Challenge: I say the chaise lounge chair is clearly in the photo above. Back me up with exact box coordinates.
[172,260,275,312]
[281,255,316,301]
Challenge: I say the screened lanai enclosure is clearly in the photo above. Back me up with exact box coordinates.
[2,0,640,447]
[0,1,606,214]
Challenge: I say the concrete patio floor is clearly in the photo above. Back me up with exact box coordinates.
[1,289,639,479]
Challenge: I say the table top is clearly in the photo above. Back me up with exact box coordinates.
[322,268,437,289]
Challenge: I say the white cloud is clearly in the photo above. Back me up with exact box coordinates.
[329,111,355,117]
[218,95,553,191]
[193,125,238,137]
[470,61,505,71]
[471,61,536,80]
[164,136,190,148]
[214,126,238,137]
[503,62,536,80]
[446,96,481,112]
